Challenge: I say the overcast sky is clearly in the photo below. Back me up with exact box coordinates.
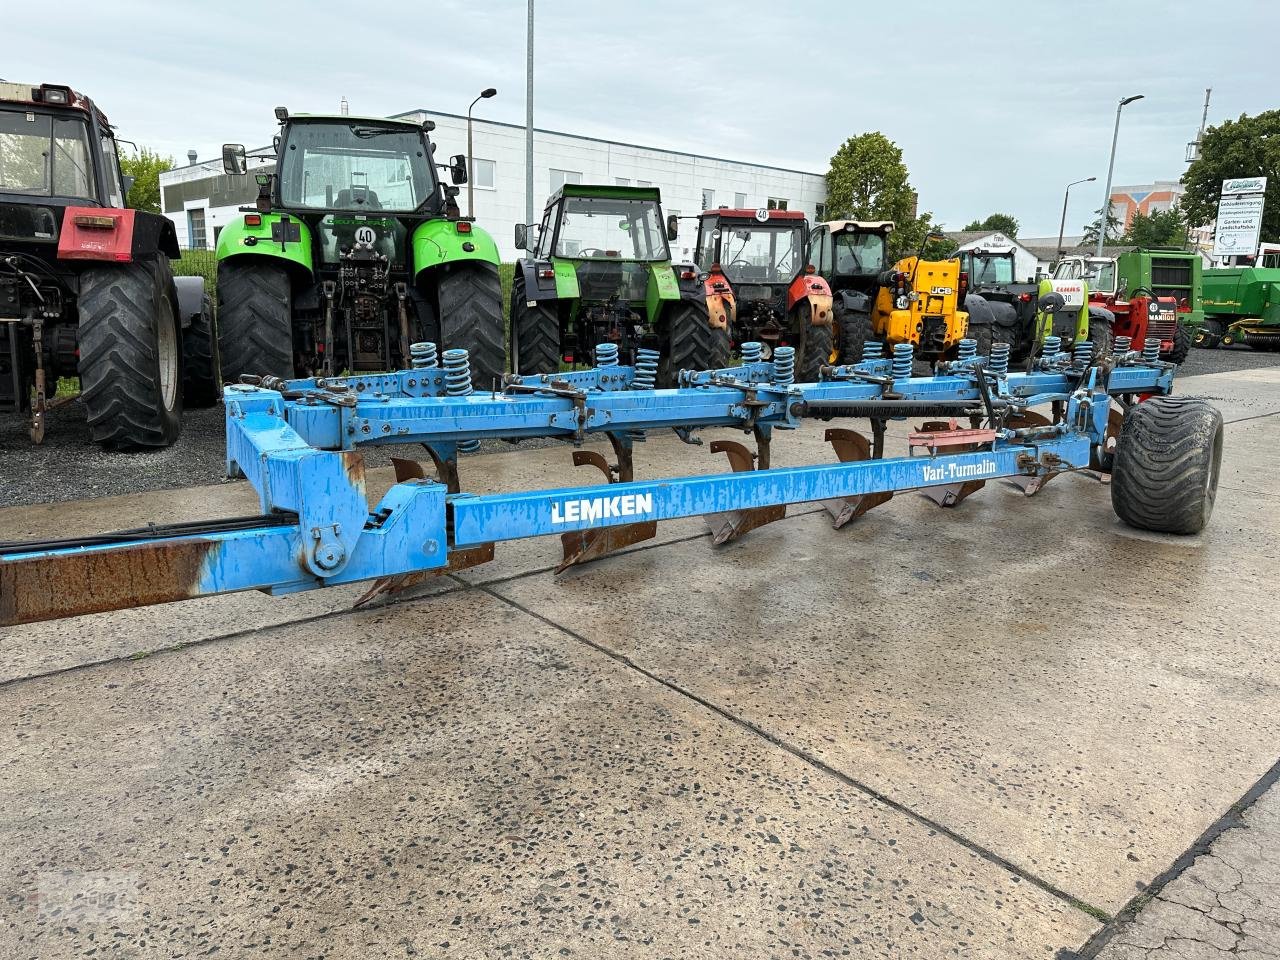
[6,0,1274,236]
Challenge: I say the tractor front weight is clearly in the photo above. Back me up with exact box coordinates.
[2,335,1208,628]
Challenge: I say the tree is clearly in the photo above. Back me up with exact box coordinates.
[825,132,939,257]
[1121,207,1187,248]
[1182,109,1280,245]
[961,213,1020,237]
[119,147,174,214]
[1082,206,1123,246]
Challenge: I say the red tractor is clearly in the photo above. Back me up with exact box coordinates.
[677,207,833,380]
[0,81,218,446]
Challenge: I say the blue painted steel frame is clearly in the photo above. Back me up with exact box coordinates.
[1,349,1176,613]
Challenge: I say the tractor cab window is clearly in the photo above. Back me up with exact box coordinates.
[0,111,94,199]
[100,135,125,207]
[278,122,434,213]
[809,227,831,274]
[833,231,886,276]
[1085,260,1117,294]
[553,196,668,261]
[700,222,806,283]
[1053,260,1083,281]
[970,253,1014,285]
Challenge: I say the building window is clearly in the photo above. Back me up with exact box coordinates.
[550,168,582,192]
[472,158,496,190]
[767,198,789,211]
[615,177,631,186]
[636,180,651,188]
[187,208,207,250]
[701,188,714,209]
[734,192,747,208]
[815,202,827,221]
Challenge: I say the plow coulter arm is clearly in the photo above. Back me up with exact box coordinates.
[1,338,1200,627]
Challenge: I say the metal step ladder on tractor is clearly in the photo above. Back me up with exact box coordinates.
[0,299,1222,627]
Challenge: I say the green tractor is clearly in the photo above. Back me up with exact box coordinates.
[215,108,503,386]
[511,184,727,384]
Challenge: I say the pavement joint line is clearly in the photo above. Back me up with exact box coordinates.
[475,581,1113,925]
[1065,753,1280,959]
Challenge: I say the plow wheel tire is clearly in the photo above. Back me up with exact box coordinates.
[512,278,560,375]
[1165,322,1193,365]
[78,258,183,449]
[835,303,872,364]
[216,259,294,382]
[439,262,505,390]
[182,293,221,407]
[1111,396,1222,535]
[661,301,730,386]
[1087,312,1113,360]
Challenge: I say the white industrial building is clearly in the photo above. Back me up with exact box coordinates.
[159,108,829,262]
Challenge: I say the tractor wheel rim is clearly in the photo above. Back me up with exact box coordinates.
[157,295,178,410]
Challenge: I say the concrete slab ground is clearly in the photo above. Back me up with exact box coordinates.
[1,369,1277,958]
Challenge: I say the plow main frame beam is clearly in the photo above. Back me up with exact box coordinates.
[1,355,1174,625]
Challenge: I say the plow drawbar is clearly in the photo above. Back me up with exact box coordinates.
[0,333,1223,627]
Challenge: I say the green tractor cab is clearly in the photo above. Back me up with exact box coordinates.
[511,184,726,384]
[215,109,503,387]
[954,245,1041,362]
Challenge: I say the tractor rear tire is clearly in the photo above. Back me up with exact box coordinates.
[182,293,221,407]
[216,259,293,382]
[835,303,873,364]
[661,301,730,387]
[1165,322,1193,365]
[1087,311,1113,360]
[512,278,560,375]
[1111,396,1222,535]
[799,322,833,383]
[78,258,183,449]
[438,261,505,390]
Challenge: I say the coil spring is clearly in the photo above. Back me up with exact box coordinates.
[891,343,914,379]
[988,342,1010,378]
[862,341,883,360]
[772,345,795,386]
[1142,339,1160,362]
[443,349,479,452]
[594,342,619,367]
[740,341,763,364]
[1042,335,1062,359]
[1113,335,1132,355]
[1073,341,1094,364]
[956,338,977,362]
[632,347,659,390]
[410,341,438,369]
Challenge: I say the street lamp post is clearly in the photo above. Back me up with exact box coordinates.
[467,87,497,218]
[1057,176,1097,262]
[1096,94,1144,257]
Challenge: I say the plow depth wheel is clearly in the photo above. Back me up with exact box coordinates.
[1111,396,1222,535]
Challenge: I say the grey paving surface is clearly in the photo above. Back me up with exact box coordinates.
[0,368,1277,958]
[1092,776,1280,959]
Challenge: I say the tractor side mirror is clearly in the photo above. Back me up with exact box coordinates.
[449,154,468,185]
[1117,277,1128,297]
[121,175,135,198]
[222,143,248,176]
[1038,292,1066,315]
[514,223,527,250]
[666,214,679,242]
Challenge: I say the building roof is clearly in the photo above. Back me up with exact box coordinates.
[1023,244,1138,263]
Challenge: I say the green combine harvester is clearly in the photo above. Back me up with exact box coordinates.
[1199,247,1280,350]
[215,107,504,386]
[511,183,726,384]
